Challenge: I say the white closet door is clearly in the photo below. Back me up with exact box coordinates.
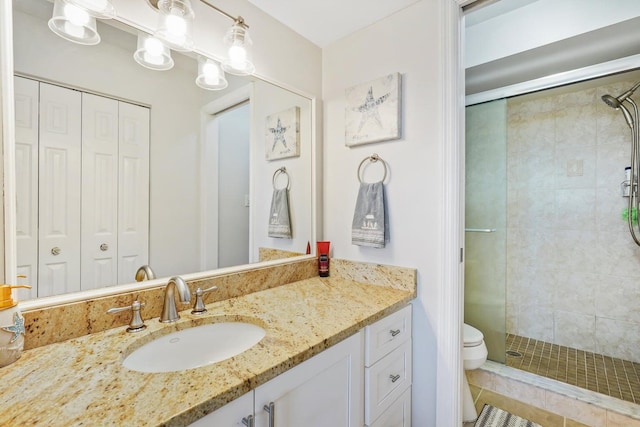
[14,76,39,299]
[38,83,82,297]
[81,93,119,290]
[118,102,150,284]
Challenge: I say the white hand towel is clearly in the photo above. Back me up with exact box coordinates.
[268,188,292,239]
[352,182,387,248]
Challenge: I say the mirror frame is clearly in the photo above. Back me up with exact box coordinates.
[0,1,319,310]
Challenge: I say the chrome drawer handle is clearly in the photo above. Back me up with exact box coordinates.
[264,402,274,427]
[51,247,61,256]
[390,329,401,337]
[390,374,401,383]
[100,243,109,251]
[242,414,254,427]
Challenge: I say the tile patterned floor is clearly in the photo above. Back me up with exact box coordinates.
[467,384,590,427]
[506,334,640,404]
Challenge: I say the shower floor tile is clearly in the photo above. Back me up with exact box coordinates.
[506,334,640,405]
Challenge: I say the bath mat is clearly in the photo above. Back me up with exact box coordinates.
[474,404,542,427]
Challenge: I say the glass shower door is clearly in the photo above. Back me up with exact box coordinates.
[464,99,507,363]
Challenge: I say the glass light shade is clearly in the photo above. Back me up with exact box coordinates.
[48,0,100,45]
[221,22,255,76]
[195,57,228,91]
[154,0,195,52]
[133,33,174,71]
[62,0,116,19]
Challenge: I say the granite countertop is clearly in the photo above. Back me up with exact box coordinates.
[0,276,414,426]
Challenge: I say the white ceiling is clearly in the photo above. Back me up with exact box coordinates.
[246,0,420,48]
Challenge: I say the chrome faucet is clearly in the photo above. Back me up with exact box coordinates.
[160,276,191,323]
[135,265,156,282]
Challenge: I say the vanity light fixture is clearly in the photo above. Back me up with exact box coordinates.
[48,0,101,45]
[146,0,256,75]
[154,0,195,52]
[195,56,228,90]
[133,32,175,71]
[62,0,116,19]
[221,18,255,76]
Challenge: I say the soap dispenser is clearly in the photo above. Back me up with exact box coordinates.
[0,284,31,368]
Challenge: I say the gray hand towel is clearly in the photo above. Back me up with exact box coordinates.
[268,188,292,239]
[352,181,387,248]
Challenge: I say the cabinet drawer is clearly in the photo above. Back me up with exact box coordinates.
[368,387,411,427]
[365,305,412,366]
[365,339,412,425]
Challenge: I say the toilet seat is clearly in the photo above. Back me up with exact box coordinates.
[463,323,484,347]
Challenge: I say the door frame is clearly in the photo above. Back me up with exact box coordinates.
[199,84,252,270]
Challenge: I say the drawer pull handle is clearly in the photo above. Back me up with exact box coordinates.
[242,415,254,427]
[264,402,275,427]
[390,329,401,337]
[390,374,401,383]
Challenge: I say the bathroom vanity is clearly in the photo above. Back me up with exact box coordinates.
[0,262,415,426]
[194,304,412,427]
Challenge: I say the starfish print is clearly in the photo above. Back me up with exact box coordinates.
[354,86,390,133]
[2,312,25,343]
[269,117,290,151]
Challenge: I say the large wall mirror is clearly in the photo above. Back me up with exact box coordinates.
[10,0,315,304]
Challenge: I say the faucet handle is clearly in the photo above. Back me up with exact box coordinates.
[191,286,218,315]
[107,300,147,332]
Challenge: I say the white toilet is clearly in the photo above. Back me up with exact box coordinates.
[462,323,488,422]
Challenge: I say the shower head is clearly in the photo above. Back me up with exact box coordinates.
[602,93,635,128]
[601,81,640,109]
[602,93,623,109]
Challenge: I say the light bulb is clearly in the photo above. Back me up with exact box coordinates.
[165,13,187,38]
[63,22,85,39]
[202,62,220,84]
[228,45,247,70]
[143,52,164,66]
[64,3,90,26]
[144,37,164,57]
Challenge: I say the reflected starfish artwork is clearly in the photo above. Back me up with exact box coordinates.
[345,73,402,146]
[269,118,290,151]
[265,106,300,160]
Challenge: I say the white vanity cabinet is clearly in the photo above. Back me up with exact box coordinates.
[254,331,363,427]
[364,304,412,427]
[189,305,413,427]
[189,391,253,427]
[191,331,363,427]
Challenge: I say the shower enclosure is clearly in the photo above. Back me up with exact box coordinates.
[465,70,640,404]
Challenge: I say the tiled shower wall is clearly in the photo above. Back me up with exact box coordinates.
[506,73,640,363]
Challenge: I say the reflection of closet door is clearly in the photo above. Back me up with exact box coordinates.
[38,83,82,297]
[14,77,39,299]
[118,102,150,284]
[81,93,118,290]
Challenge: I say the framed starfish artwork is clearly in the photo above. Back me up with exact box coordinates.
[345,73,402,146]
[265,106,300,160]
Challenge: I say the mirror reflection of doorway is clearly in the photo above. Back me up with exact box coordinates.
[209,102,250,269]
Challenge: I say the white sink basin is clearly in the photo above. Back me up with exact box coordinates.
[123,322,266,373]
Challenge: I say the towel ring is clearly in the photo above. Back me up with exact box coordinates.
[357,153,388,183]
[272,167,290,190]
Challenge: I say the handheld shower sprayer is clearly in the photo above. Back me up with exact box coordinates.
[602,81,640,247]
[601,81,640,128]
[602,94,634,128]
